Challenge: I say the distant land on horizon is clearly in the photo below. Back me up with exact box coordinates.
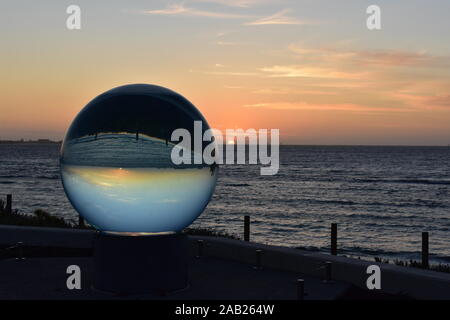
[0,139,61,144]
[0,139,449,148]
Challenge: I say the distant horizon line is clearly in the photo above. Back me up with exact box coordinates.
[0,138,449,148]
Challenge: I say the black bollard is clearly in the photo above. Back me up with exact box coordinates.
[324,261,332,283]
[254,249,262,269]
[78,215,85,228]
[297,279,304,300]
[16,242,25,260]
[196,239,204,258]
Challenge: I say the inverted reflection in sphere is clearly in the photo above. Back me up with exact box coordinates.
[60,84,217,234]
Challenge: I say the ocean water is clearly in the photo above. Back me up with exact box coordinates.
[1,143,450,263]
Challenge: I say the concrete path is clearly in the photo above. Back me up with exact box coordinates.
[2,225,449,299]
[0,256,350,300]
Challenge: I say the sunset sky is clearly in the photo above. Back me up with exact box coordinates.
[1,0,450,145]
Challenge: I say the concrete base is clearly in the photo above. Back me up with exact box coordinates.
[93,232,189,294]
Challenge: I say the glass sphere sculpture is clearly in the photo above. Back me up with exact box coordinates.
[60,84,217,234]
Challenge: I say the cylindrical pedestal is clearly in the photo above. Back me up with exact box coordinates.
[93,232,189,294]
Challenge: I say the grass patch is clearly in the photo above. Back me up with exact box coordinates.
[0,199,77,229]
[183,227,240,240]
[374,256,450,274]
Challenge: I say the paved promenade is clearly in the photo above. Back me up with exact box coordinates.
[0,255,349,300]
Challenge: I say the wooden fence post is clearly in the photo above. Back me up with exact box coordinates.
[331,223,337,255]
[78,215,85,228]
[244,215,250,242]
[6,194,12,214]
[422,232,429,269]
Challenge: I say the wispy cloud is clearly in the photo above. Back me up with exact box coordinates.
[144,5,314,28]
[243,103,269,107]
[259,65,368,79]
[193,0,270,8]
[427,94,450,107]
[224,85,246,89]
[205,71,261,76]
[355,50,431,67]
[144,3,251,19]
[214,41,243,46]
[190,69,260,76]
[243,102,416,113]
[244,9,312,26]
[251,88,337,95]
[288,44,435,67]
[213,40,253,46]
[392,92,450,110]
[216,31,231,37]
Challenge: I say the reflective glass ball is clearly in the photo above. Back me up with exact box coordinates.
[60,84,217,234]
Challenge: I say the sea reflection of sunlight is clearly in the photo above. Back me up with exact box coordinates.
[64,166,208,187]
[60,164,217,233]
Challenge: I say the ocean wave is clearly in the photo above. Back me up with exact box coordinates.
[276,198,357,206]
[344,213,416,220]
[0,175,28,179]
[289,176,450,186]
[36,175,60,180]
[354,178,450,185]
[433,255,450,263]
[224,183,251,187]
[293,198,448,209]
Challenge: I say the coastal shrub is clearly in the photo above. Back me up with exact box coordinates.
[0,201,74,228]
[183,227,240,240]
[32,209,74,228]
[374,256,450,274]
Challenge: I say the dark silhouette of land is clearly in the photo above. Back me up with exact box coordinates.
[0,139,61,144]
